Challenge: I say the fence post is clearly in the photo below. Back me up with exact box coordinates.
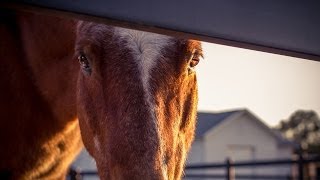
[68,168,80,180]
[226,158,234,180]
[226,158,230,180]
[298,153,304,180]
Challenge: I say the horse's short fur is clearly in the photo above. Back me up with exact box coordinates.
[0,10,202,180]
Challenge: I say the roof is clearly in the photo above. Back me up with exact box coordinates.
[12,1,320,61]
[195,109,297,147]
[195,110,241,139]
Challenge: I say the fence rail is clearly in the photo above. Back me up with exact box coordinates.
[186,156,320,169]
[185,155,320,180]
[69,155,320,180]
[185,174,292,180]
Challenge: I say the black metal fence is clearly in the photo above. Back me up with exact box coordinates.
[184,155,320,180]
[68,155,320,180]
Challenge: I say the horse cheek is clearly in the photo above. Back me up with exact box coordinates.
[184,75,198,150]
[76,77,96,156]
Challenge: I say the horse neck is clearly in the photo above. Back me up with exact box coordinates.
[0,11,83,178]
[17,12,79,122]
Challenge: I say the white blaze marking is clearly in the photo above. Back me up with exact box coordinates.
[115,27,171,116]
[115,28,171,93]
[115,28,171,179]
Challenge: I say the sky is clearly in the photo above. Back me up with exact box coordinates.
[197,42,320,127]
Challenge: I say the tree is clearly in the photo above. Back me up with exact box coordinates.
[276,110,320,154]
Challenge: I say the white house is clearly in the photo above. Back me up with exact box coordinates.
[186,109,296,177]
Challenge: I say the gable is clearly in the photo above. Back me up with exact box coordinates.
[198,109,295,147]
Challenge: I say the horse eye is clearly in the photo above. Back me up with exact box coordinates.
[78,54,88,66]
[78,54,91,74]
[189,57,200,67]
[189,51,202,68]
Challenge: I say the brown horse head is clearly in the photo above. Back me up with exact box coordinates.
[75,22,202,179]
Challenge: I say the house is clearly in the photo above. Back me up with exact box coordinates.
[186,109,295,176]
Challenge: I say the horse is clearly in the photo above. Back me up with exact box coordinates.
[0,9,202,180]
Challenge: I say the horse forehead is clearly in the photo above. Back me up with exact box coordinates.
[114,27,173,60]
